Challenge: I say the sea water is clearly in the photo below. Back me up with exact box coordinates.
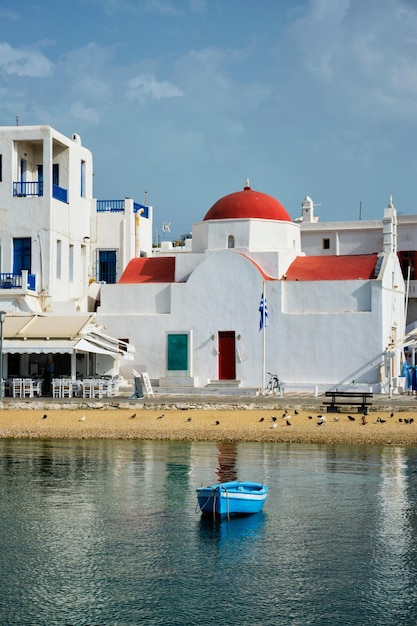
[1,439,417,625]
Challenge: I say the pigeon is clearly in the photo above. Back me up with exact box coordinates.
[318,415,327,423]
[187,417,192,422]
[271,423,277,429]
[379,419,386,424]
[259,417,264,422]
[286,420,291,426]
[390,412,394,418]
[294,410,299,415]
[42,414,47,419]
[410,418,414,424]
[348,415,355,421]
[404,418,410,424]
[317,420,325,426]
[215,420,220,425]
[79,415,86,422]
[333,417,340,422]
[308,416,313,420]
[157,414,164,419]
[399,418,403,423]
[129,413,136,419]
[271,416,277,422]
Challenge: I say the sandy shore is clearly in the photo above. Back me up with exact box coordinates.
[1,406,417,445]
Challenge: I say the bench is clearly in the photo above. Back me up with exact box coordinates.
[323,390,373,414]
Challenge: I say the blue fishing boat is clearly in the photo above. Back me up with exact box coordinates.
[196,481,268,518]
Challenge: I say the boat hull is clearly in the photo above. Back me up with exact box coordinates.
[196,481,268,518]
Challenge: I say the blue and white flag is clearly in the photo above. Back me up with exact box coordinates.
[259,293,268,330]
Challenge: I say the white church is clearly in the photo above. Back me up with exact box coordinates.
[0,123,413,396]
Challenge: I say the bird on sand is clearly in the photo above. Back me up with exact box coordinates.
[361,416,368,425]
[348,415,355,421]
[390,412,395,418]
[410,418,414,424]
[157,414,164,419]
[42,414,47,419]
[308,416,313,420]
[294,410,299,415]
[79,415,86,422]
[215,420,220,425]
[404,418,410,424]
[399,418,403,423]
[271,422,277,429]
[187,417,192,422]
[317,420,325,426]
[286,420,291,426]
[271,416,277,422]
[129,413,136,419]
[333,417,340,422]
[259,417,264,422]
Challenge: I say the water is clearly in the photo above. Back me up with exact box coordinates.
[1,440,417,625]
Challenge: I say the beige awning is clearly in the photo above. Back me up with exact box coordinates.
[1,313,135,359]
[3,314,94,339]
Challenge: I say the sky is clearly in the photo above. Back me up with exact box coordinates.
[0,0,416,240]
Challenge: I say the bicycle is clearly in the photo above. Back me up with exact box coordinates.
[264,372,280,395]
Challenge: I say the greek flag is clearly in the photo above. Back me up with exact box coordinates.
[259,293,268,330]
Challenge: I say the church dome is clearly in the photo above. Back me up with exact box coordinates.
[203,182,291,222]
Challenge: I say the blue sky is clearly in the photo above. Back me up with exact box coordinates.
[1,0,416,239]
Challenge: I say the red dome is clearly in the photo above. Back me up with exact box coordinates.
[203,185,291,222]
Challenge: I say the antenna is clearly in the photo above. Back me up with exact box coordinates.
[144,191,147,204]
[359,200,362,221]
[16,115,19,126]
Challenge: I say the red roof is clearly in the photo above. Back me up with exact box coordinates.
[119,257,176,283]
[203,185,291,222]
[285,254,379,281]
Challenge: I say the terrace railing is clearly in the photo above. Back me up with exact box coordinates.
[97,200,149,218]
[13,181,43,197]
[0,272,36,291]
[52,184,68,203]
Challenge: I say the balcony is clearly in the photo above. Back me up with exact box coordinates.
[0,271,36,291]
[13,181,68,203]
[52,184,68,203]
[13,181,43,197]
[97,199,149,218]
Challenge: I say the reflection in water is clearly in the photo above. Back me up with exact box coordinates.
[216,442,238,482]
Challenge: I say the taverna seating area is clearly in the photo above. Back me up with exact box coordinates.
[51,377,120,399]
[5,377,120,398]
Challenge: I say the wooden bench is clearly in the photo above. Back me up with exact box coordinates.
[323,390,373,414]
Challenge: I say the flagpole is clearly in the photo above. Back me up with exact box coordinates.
[262,280,266,392]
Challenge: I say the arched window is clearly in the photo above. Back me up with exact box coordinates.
[227,235,235,249]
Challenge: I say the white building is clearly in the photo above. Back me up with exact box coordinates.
[297,196,417,328]
[0,124,152,387]
[97,183,406,394]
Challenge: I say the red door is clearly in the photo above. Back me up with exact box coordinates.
[218,331,236,380]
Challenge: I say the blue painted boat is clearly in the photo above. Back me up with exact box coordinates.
[196,481,268,518]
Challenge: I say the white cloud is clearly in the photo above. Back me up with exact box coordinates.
[0,42,53,77]
[127,73,184,102]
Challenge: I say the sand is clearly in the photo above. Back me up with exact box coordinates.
[0,406,417,445]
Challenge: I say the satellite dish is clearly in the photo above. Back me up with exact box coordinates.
[162,221,171,233]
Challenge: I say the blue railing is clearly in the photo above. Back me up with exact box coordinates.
[13,181,43,197]
[0,273,36,291]
[97,200,125,212]
[97,200,149,218]
[133,202,149,218]
[52,184,68,203]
